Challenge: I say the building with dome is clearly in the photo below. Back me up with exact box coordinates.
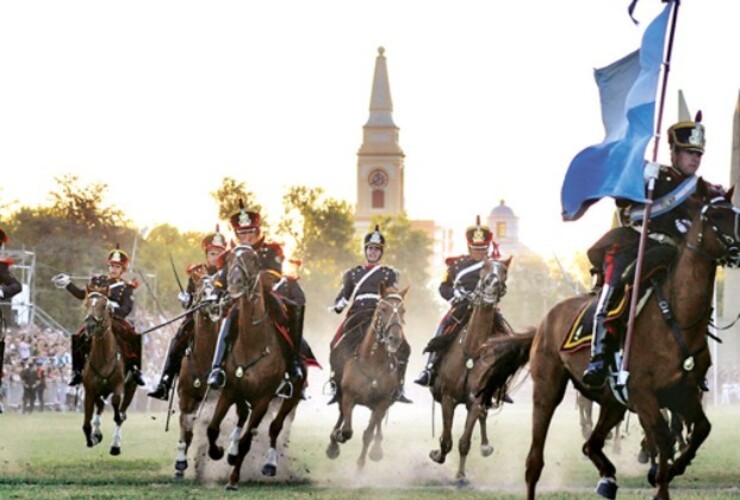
[486,199,531,257]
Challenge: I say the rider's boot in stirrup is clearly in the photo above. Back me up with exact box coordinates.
[583,285,614,389]
[68,335,84,386]
[148,337,177,400]
[207,310,234,389]
[288,305,305,380]
[414,352,439,387]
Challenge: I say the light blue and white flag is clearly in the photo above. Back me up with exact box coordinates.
[561,2,672,221]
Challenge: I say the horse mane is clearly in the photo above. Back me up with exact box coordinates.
[474,328,536,407]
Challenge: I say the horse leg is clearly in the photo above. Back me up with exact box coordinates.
[92,398,105,445]
[109,390,123,456]
[262,390,302,477]
[368,410,385,462]
[227,397,271,490]
[525,358,568,500]
[456,402,485,487]
[326,409,343,459]
[176,394,197,476]
[358,404,388,470]
[337,393,355,443]
[82,393,95,447]
[582,401,625,498]
[206,392,232,461]
[227,399,250,466]
[636,399,674,500]
[667,397,711,482]
[478,408,494,457]
[429,394,454,465]
[611,419,622,455]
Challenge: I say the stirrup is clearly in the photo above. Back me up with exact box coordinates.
[275,373,294,399]
[582,360,607,389]
[207,368,226,389]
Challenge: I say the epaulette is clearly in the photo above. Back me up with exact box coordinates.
[445,255,464,266]
[125,279,139,289]
[186,263,206,275]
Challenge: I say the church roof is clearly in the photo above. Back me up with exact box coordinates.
[490,199,515,217]
[365,47,397,128]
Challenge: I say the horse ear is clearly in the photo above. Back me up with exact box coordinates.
[726,185,735,202]
[502,256,513,269]
[379,281,387,297]
[401,285,410,298]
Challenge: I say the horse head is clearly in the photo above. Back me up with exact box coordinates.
[690,181,740,267]
[372,283,409,354]
[474,256,512,307]
[194,273,221,322]
[226,245,261,300]
[84,275,113,338]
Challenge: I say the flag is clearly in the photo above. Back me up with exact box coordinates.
[560,2,672,222]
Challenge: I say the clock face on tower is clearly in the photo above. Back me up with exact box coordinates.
[368,169,389,189]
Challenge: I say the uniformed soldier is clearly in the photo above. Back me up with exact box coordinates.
[329,225,412,404]
[0,228,23,404]
[206,203,306,389]
[414,217,502,387]
[52,245,145,387]
[582,113,725,388]
[147,227,226,400]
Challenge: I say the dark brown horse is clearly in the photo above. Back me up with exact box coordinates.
[206,245,305,490]
[174,266,220,477]
[427,257,513,486]
[80,278,136,455]
[325,283,410,470]
[472,181,739,499]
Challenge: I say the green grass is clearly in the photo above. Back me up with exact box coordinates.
[1,398,739,498]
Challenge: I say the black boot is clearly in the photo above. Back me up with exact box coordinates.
[583,286,613,389]
[207,308,235,389]
[326,379,340,405]
[68,335,85,386]
[414,352,439,387]
[130,366,146,386]
[288,305,305,380]
[148,334,179,400]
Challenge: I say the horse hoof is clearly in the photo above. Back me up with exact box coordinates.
[225,483,238,491]
[174,470,184,479]
[456,477,470,489]
[94,433,103,445]
[326,442,340,460]
[369,447,383,462]
[480,443,494,457]
[429,450,445,464]
[637,448,650,464]
[596,476,618,500]
[110,446,121,456]
[209,446,224,461]
[647,464,658,487]
[175,460,188,472]
[227,454,238,466]
[261,463,277,477]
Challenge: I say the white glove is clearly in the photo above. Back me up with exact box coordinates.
[109,301,120,310]
[52,273,71,289]
[644,161,660,182]
[453,287,466,302]
[178,291,191,308]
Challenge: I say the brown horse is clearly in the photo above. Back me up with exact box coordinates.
[174,267,221,477]
[206,245,305,490]
[325,283,410,470]
[427,257,513,486]
[576,391,622,454]
[472,181,739,499]
[80,277,136,455]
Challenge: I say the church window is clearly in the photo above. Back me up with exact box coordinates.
[372,189,385,209]
[496,221,507,238]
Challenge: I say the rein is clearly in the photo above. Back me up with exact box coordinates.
[84,292,121,382]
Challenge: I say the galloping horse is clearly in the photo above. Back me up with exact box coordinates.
[80,276,137,455]
[206,245,305,490]
[325,283,410,470]
[174,266,221,477]
[472,181,739,499]
[427,257,513,486]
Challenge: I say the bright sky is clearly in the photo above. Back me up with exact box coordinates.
[0,1,737,259]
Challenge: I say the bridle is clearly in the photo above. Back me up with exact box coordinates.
[228,245,261,300]
[471,259,507,307]
[84,291,113,339]
[371,293,405,354]
[687,197,740,267]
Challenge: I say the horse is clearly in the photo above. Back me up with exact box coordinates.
[576,391,623,454]
[472,181,739,499]
[206,245,305,490]
[426,257,513,486]
[174,266,221,477]
[80,276,137,455]
[325,283,410,470]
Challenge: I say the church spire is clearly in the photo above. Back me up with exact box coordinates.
[732,89,740,206]
[365,46,396,127]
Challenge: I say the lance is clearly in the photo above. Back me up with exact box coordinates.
[165,376,177,432]
[137,303,206,336]
[619,0,681,387]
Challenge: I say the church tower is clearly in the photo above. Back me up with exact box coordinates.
[722,90,740,366]
[354,47,405,234]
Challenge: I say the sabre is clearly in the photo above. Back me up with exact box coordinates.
[169,253,185,294]
[165,377,177,432]
[138,303,206,336]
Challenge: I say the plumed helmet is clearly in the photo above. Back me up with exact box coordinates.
[465,215,493,250]
[668,111,705,154]
[229,199,261,234]
[364,225,385,249]
[107,243,130,269]
[202,224,227,252]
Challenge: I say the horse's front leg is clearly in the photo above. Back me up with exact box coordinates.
[176,404,197,476]
[337,392,356,443]
[477,407,494,457]
[582,400,625,498]
[358,403,389,470]
[668,395,711,482]
[430,394,454,465]
[82,393,96,447]
[227,397,271,490]
[368,406,386,462]
[227,399,251,466]
[636,399,674,500]
[326,408,344,459]
[206,390,233,461]
[109,390,124,456]
[456,402,485,487]
[262,383,303,477]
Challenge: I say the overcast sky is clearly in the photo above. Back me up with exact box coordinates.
[1,0,737,259]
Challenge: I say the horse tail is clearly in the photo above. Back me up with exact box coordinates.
[472,327,536,406]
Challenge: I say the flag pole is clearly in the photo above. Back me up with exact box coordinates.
[618,0,681,386]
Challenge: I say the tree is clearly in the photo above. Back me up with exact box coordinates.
[211,177,264,226]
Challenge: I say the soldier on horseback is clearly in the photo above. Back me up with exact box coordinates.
[414,216,503,387]
[52,245,145,387]
[0,228,23,412]
[328,225,411,404]
[583,114,725,388]
[148,228,226,400]
[206,203,306,389]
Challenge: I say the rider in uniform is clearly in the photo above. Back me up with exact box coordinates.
[147,227,226,400]
[329,225,411,404]
[582,114,725,388]
[206,203,306,389]
[53,245,145,387]
[0,228,23,413]
[414,216,502,387]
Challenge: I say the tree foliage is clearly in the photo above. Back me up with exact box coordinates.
[210,177,263,226]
